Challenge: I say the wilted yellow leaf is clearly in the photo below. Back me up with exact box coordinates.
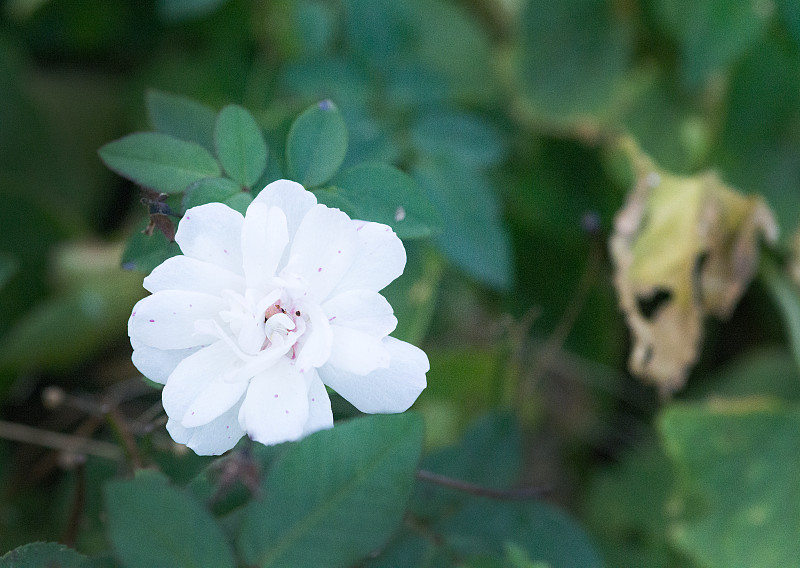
[610,138,778,395]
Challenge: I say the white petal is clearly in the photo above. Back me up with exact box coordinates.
[238,359,310,446]
[284,204,359,301]
[130,337,200,384]
[182,376,248,427]
[293,301,333,373]
[167,403,245,456]
[326,325,391,376]
[322,290,397,336]
[251,179,317,243]
[330,220,406,295]
[129,291,225,349]
[303,371,333,436]
[241,203,289,291]
[143,255,244,295]
[175,203,244,274]
[161,341,240,420]
[319,336,428,413]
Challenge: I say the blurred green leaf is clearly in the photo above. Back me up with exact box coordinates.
[237,413,423,568]
[516,0,632,120]
[760,255,800,375]
[342,0,413,68]
[585,444,690,568]
[438,499,603,568]
[0,243,145,376]
[381,241,443,345]
[214,104,268,188]
[105,470,236,568]
[122,217,181,273]
[182,177,242,210]
[99,132,221,194]
[0,542,89,568]
[0,254,18,293]
[412,160,512,291]
[318,163,441,239]
[651,0,770,86]
[286,100,348,187]
[411,112,506,169]
[157,0,230,22]
[659,399,800,568]
[146,89,217,152]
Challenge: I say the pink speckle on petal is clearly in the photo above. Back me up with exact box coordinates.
[311,398,316,402]
[317,267,322,272]
[132,311,136,316]
[338,250,341,254]
[149,319,155,323]
[329,316,337,321]
[285,410,289,414]
[274,394,278,398]
[224,249,229,254]
[186,215,191,220]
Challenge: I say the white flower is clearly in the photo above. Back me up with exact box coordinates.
[128,180,428,455]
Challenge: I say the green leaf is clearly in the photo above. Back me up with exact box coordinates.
[411,112,506,168]
[286,100,348,187]
[0,253,18,293]
[222,191,253,215]
[652,0,770,86]
[158,0,231,22]
[146,89,217,151]
[182,177,242,210]
[318,163,441,239]
[122,217,181,273]
[440,500,603,568]
[659,399,800,568]
[99,132,221,194]
[214,104,268,188]
[105,470,236,568]
[516,0,632,120]
[412,160,512,291]
[0,542,89,568]
[237,413,424,568]
[381,241,443,345]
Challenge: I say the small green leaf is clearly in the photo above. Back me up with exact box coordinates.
[318,163,441,239]
[146,89,217,151]
[99,132,221,194]
[286,100,348,187]
[223,192,253,215]
[183,177,242,210]
[0,542,89,568]
[659,399,800,568]
[105,471,236,568]
[215,104,268,188]
[237,413,423,568]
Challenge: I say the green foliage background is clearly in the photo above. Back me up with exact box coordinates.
[1,0,800,566]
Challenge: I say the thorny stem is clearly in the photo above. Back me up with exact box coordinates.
[416,469,550,500]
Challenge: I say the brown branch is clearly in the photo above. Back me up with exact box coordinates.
[416,469,550,501]
[0,419,122,461]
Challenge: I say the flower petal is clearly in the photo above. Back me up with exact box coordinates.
[302,371,333,436]
[284,204,359,301]
[241,203,289,291]
[182,376,248,427]
[175,203,244,274]
[238,359,310,446]
[330,220,406,295]
[322,289,397,337]
[162,341,240,420]
[252,179,317,243]
[318,336,428,413]
[326,325,391,376]
[129,290,225,349]
[292,301,333,373]
[167,403,245,456]
[130,337,200,384]
[143,255,245,295]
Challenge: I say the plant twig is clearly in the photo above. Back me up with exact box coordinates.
[0,419,122,461]
[416,469,550,500]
